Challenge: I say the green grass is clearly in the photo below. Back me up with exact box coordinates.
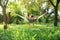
[0,23,60,40]
[7,23,57,30]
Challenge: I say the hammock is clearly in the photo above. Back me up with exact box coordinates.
[17,14,29,22]
[38,13,47,19]
[17,13,47,23]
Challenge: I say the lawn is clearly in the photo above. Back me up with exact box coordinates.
[0,23,60,40]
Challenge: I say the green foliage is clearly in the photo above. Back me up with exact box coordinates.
[58,4,60,11]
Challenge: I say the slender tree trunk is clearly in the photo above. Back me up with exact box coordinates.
[54,6,58,27]
[46,12,52,23]
[49,0,59,27]
[45,14,49,23]
[2,6,7,29]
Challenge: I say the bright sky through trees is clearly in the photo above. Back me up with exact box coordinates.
[0,6,2,15]
[0,0,60,15]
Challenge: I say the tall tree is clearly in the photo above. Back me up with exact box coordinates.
[48,0,60,26]
[0,0,8,29]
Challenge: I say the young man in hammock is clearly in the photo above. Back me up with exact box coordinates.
[17,13,47,26]
[27,15,36,25]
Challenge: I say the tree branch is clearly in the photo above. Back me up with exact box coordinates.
[49,0,55,7]
[0,0,3,7]
[4,0,9,6]
[6,0,8,5]
[56,0,59,7]
[0,3,3,7]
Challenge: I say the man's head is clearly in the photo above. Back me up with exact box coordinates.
[31,16,34,17]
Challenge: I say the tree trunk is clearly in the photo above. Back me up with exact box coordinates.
[7,12,11,24]
[2,6,7,29]
[54,7,58,27]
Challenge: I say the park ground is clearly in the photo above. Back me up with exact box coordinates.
[0,23,60,40]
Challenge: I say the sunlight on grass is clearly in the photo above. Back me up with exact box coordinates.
[6,23,55,30]
[0,25,4,30]
[0,23,59,30]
